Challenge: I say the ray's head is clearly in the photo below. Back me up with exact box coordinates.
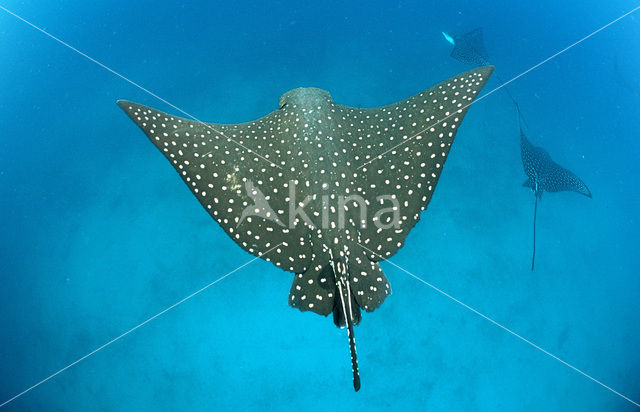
[279,87,333,109]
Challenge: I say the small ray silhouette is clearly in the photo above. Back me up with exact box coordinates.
[442,27,490,66]
[518,105,591,271]
[442,27,528,128]
[118,66,494,391]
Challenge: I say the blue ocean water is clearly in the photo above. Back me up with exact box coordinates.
[1,0,639,410]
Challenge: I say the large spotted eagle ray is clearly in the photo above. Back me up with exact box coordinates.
[518,106,592,271]
[118,66,494,391]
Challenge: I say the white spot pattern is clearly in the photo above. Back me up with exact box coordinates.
[117,66,494,318]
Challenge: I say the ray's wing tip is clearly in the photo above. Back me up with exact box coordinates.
[116,99,136,114]
[457,65,494,84]
[478,65,495,77]
[116,99,151,114]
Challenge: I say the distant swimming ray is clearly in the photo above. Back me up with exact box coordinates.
[518,105,591,271]
[442,27,528,128]
[444,27,490,66]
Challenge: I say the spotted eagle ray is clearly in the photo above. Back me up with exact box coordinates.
[518,106,591,271]
[117,66,494,391]
[442,27,528,127]
[442,27,490,67]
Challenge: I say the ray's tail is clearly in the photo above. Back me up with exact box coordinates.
[531,195,538,271]
[517,100,537,271]
[495,72,529,130]
[346,308,361,391]
[336,276,361,391]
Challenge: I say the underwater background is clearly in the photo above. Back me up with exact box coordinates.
[1,0,639,410]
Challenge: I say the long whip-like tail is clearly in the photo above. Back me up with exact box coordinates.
[517,100,537,271]
[495,72,529,130]
[346,311,361,391]
[337,277,361,392]
[532,195,538,271]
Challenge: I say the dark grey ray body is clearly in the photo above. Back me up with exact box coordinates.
[117,66,494,391]
[519,113,591,271]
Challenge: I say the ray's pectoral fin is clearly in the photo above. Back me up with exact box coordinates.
[357,66,494,262]
[115,100,313,274]
[546,165,592,198]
